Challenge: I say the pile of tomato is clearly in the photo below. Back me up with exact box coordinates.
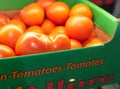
[0,0,104,58]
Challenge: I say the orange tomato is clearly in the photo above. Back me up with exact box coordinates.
[70,3,93,19]
[8,19,26,31]
[70,39,83,49]
[20,3,44,26]
[46,2,70,25]
[15,31,53,55]
[0,13,10,27]
[49,32,71,51]
[11,12,22,21]
[89,29,97,39]
[37,0,56,11]
[0,22,25,49]
[41,19,56,34]
[0,44,15,58]
[26,25,44,33]
[65,15,94,42]
[50,26,66,36]
[83,37,104,47]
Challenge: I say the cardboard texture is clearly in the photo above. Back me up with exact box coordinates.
[0,0,119,89]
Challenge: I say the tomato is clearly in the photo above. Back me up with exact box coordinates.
[70,3,93,19]
[46,2,70,25]
[49,32,71,51]
[65,15,94,42]
[11,12,22,21]
[83,37,104,47]
[20,3,44,26]
[70,39,83,49]
[0,13,10,27]
[8,19,26,31]
[41,19,56,34]
[37,0,56,11]
[89,29,97,39]
[50,26,66,37]
[15,31,53,55]
[0,44,15,58]
[0,22,25,49]
[26,25,44,33]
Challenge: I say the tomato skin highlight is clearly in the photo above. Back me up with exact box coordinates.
[15,31,53,55]
[0,44,15,58]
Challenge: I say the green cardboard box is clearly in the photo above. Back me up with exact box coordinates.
[0,0,119,89]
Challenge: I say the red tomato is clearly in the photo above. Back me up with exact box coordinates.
[41,19,56,34]
[46,2,70,25]
[20,3,45,26]
[70,39,83,49]
[11,12,22,21]
[0,22,25,49]
[65,15,94,42]
[70,3,93,19]
[89,29,97,39]
[0,13,10,27]
[0,44,15,58]
[26,26,44,33]
[83,37,104,47]
[49,32,71,51]
[8,19,26,31]
[50,26,66,37]
[15,31,53,55]
[37,0,56,11]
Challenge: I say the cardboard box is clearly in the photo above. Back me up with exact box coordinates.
[0,0,120,89]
